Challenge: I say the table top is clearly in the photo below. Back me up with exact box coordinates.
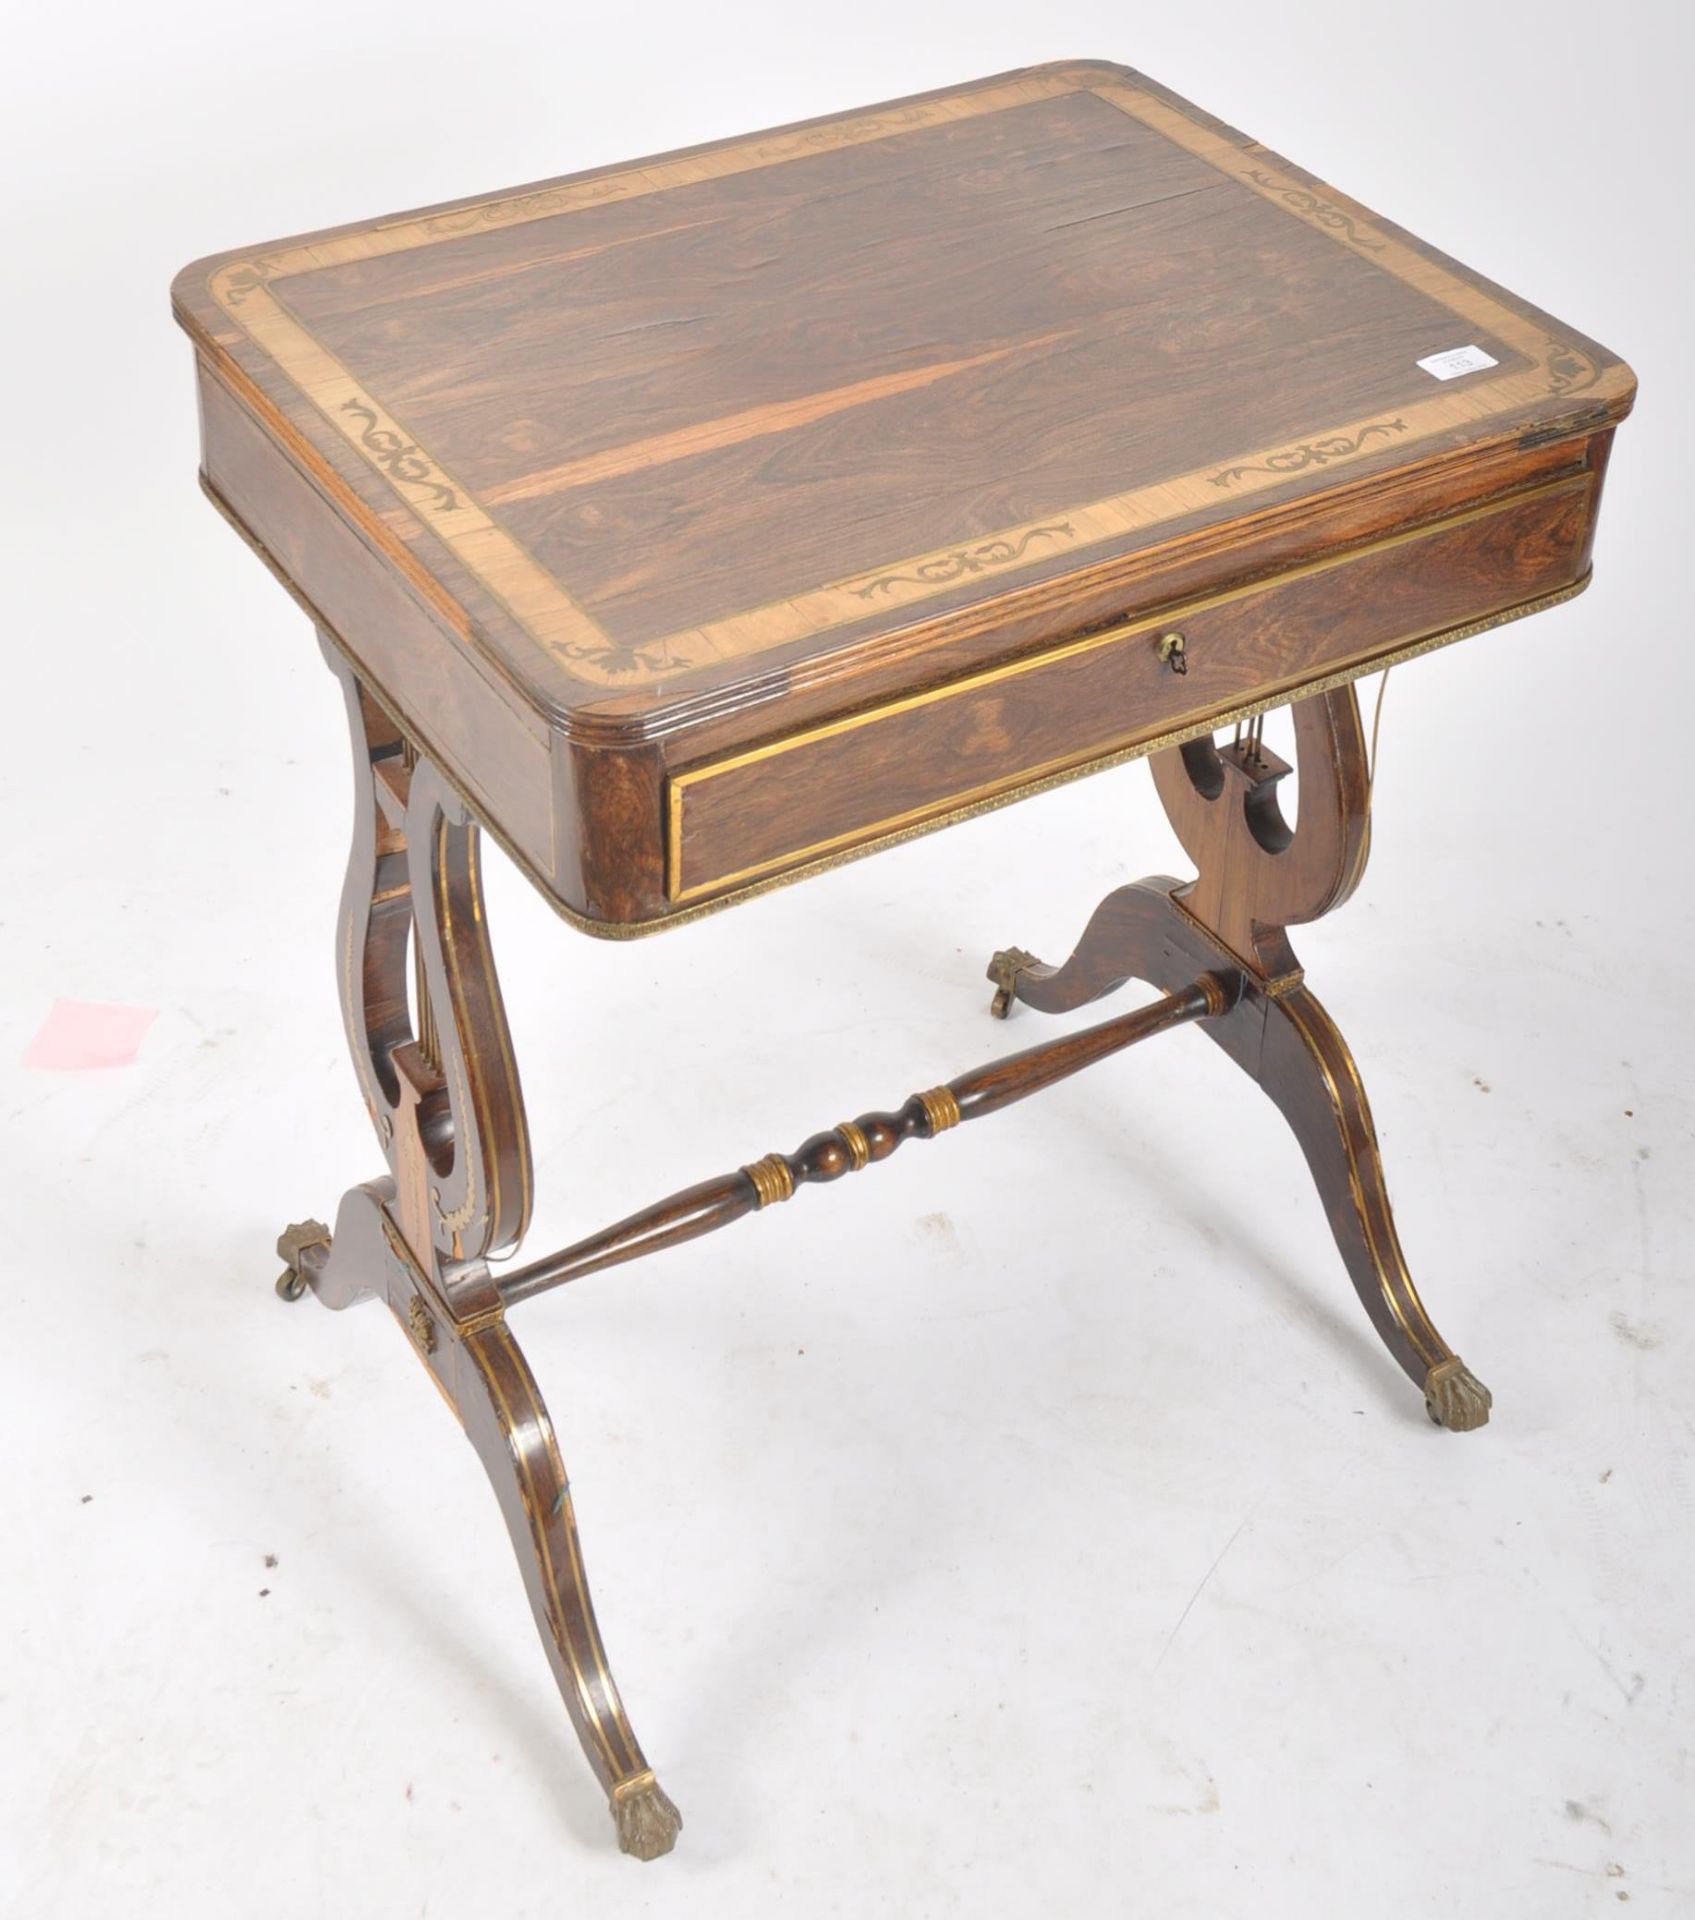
[173,60,1631,743]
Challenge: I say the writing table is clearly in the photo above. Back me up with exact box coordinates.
[173,61,1635,1857]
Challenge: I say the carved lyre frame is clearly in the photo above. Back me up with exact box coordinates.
[278,646,1489,1864]
[990,685,1491,1432]
[281,638,683,1861]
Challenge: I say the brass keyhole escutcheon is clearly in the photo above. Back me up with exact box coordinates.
[1157,630,1188,674]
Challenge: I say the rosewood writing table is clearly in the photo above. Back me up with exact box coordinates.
[172,61,1635,1858]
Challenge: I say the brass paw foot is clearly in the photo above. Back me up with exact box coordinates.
[1423,1356,1492,1432]
[610,1769,682,1861]
[275,1219,331,1302]
[986,945,1039,1019]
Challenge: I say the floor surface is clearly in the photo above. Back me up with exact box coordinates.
[3,5,1691,1915]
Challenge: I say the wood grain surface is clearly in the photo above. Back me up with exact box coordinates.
[668,472,1596,899]
[176,60,1634,926]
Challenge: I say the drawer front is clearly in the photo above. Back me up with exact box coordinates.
[666,475,1594,903]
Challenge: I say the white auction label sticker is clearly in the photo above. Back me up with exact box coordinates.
[1417,344,1499,380]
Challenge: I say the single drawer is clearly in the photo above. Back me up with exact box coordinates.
[666,474,1595,903]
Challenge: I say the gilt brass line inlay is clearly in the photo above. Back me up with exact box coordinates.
[211,476,1589,941]
[470,1335,638,1780]
[665,475,1591,900]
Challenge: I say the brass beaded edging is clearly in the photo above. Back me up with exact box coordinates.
[664,541,1589,898]
[918,1086,962,1134]
[667,566,1592,926]
[665,476,1592,902]
[200,473,1591,942]
[836,1120,872,1170]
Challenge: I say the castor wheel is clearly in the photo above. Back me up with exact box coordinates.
[986,945,1039,1019]
[275,1218,330,1302]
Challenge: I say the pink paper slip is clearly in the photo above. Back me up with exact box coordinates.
[23,999,159,1071]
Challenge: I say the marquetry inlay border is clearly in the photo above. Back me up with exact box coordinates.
[664,473,1592,900]
[203,67,1626,692]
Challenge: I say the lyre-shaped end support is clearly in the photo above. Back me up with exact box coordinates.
[285,637,681,1857]
[982,684,1490,1431]
[1150,690,1372,979]
[323,643,531,1282]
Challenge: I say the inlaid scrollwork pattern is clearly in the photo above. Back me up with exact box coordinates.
[338,398,460,514]
[1211,421,1408,488]
[1242,167,1385,251]
[853,523,1076,598]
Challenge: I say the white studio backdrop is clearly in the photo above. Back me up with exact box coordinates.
[2,3,1691,1916]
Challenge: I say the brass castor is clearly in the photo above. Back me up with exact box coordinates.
[1423,1356,1492,1431]
[610,1769,683,1861]
[275,1219,331,1302]
[986,945,1038,1019]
